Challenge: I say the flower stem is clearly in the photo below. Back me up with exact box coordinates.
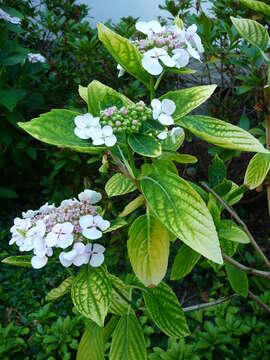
[150,77,155,101]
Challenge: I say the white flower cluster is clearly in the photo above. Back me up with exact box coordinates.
[151,98,183,143]
[74,113,117,147]
[118,20,204,76]
[28,53,46,63]
[0,8,21,25]
[9,189,110,269]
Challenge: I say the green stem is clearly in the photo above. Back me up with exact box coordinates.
[125,133,137,177]
[154,71,165,91]
[264,63,270,217]
[150,77,155,101]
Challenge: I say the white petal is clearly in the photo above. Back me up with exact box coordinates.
[78,190,102,204]
[59,252,72,267]
[157,131,168,140]
[63,249,77,261]
[57,234,74,249]
[142,55,163,76]
[159,54,176,68]
[60,222,74,234]
[158,114,174,126]
[73,253,90,266]
[31,256,48,269]
[186,42,201,60]
[90,253,104,267]
[148,20,163,34]
[146,47,167,57]
[92,137,105,146]
[105,134,117,147]
[47,247,53,257]
[193,33,204,53]
[36,220,46,237]
[161,99,176,115]
[94,215,110,231]
[79,215,94,228]
[135,21,149,34]
[73,242,85,254]
[172,49,190,68]
[93,243,106,253]
[102,125,113,137]
[117,64,125,77]
[74,115,88,128]
[82,227,102,240]
[151,99,161,114]
[74,127,90,139]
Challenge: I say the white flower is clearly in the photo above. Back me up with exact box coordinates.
[172,48,190,68]
[74,113,100,140]
[59,242,105,268]
[22,209,37,219]
[45,222,74,248]
[142,48,176,75]
[151,98,176,125]
[60,198,78,208]
[157,126,184,143]
[28,53,46,63]
[117,64,125,77]
[79,215,110,240]
[78,189,102,204]
[136,20,165,38]
[0,8,21,25]
[9,218,31,246]
[31,255,48,269]
[39,202,55,214]
[185,25,204,60]
[91,125,117,147]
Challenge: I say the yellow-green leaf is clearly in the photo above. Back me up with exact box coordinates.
[109,275,131,316]
[244,153,270,189]
[240,0,270,16]
[170,244,201,280]
[105,173,136,197]
[119,195,144,217]
[128,212,170,287]
[46,277,73,301]
[178,115,268,153]
[77,320,104,360]
[128,133,161,158]
[2,255,31,267]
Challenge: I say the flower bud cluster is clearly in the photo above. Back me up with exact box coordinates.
[99,101,152,134]
[9,189,109,269]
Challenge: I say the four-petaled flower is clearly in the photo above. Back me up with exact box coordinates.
[79,215,110,240]
[46,222,74,248]
[136,20,165,38]
[185,25,204,60]
[91,125,117,147]
[78,189,102,204]
[151,98,176,125]
[142,48,175,76]
[74,113,100,140]
[158,126,184,143]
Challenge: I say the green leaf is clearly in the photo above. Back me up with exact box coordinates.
[105,173,136,197]
[97,23,152,88]
[160,85,217,120]
[143,282,190,338]
[207,193,221,225]
[46,277,73,301]
[79,80,133,116]
[71,265,112,327]
[128,212,170,287]
[2,255,31,267]
[244,153,270,190]
[19,109,105,154]
[104,218,127,233]
[218,220,250,244]
[177,115,268,153]
[128,133,161,158]
[119,195,144,217]
[231,17,269,51]
[109,275,131,315]
[169,67,196,75]
[0,187,18,198]
[160,152,198,164]
[225,263,249,297]
[110,312,147,360]
[140,166,223,264]
[170,244,201,280]
[77,320,104,360]
[240,0,270,16]
[0,89,26,112]
[208,155,226,187]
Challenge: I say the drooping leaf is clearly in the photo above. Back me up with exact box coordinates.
[240,0,270,16]
[105,173,136,197]
[77,320,104,360]
[170,244,201,280]
[110,312,147,360]
[143,282,190,338]
[19,109,105,153]
[218,220,250,244]
[177,115,268,153]
[2,255,31,267]
[46,277,73,301]
[109,275,131,316]
[128,133,161,158]
[71,265,112,327]
[119,195,144,217]
[231,16,269,51]
[128,212,170,287]
[97,23,152,88]
[79,80,133,116]
[140,166,223,264]
[225,263,249,297]
[244,153,270,190]
[160,85,217,120]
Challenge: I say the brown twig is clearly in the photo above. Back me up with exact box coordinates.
[201,182,270,271]
[248,290,270,315]
[183,295,237,312]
